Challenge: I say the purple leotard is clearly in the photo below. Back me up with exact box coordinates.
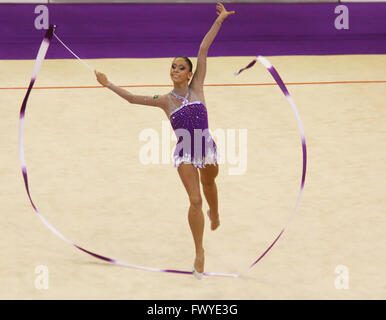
[169,93,218,169]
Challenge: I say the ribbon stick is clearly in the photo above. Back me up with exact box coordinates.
[19,26,306,279]
[53,33,94,72]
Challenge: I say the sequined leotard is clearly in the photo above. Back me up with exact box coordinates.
[168,89,218,169]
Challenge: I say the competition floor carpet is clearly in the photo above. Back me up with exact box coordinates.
[0,55,385,299]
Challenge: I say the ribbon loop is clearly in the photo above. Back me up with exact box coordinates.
[19,29,307,278]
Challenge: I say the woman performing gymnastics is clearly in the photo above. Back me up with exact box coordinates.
[94,2,235,279]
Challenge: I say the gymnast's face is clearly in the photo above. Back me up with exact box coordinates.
[170,58,193,85]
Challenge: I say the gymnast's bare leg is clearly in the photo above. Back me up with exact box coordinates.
[177,162,205,274]
[199,164,220,230]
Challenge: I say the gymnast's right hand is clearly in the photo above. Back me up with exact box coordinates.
[94,70,110,87]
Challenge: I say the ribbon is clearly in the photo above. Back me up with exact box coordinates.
[19,26,306,278]
[235,56,307,276]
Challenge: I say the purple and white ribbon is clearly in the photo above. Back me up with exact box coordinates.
[19,27,306,279]
[235,56,307,276]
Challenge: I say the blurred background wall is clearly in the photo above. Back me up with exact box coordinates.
[0,0,385,59]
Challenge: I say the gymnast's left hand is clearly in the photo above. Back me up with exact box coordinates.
[94,70,111,87]
[216,2,235,21]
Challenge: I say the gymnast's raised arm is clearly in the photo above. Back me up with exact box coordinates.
[94,70,167,109]
[190,2,235,91]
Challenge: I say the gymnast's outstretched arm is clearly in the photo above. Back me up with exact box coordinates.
[190,2,235,91]
[94,70,167,109]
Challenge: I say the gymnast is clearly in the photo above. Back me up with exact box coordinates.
[95,2,235,279]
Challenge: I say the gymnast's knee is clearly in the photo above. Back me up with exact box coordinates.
[189,194,203,209]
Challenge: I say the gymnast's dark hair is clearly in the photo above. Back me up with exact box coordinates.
[174,56,193,72]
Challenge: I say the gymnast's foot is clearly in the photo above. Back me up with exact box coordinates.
[193,249,205,279]
[207,209,220,231]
